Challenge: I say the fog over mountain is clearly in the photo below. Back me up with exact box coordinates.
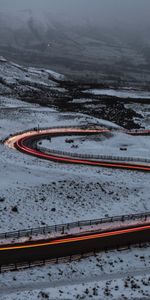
[1,0,150,25]
[0,0,150,85]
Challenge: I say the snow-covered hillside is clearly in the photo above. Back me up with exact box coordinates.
[0,6,150,87]
[0,56,65,85]
[0,58,150,299]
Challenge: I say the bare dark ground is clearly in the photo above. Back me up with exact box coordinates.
[0,74,143,129]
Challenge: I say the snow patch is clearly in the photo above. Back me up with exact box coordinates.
[85,88,150,100]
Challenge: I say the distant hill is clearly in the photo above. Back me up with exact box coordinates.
[0,10,150,87]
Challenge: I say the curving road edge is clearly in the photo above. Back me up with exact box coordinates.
[6,126,150,172]
[1,126,150,268]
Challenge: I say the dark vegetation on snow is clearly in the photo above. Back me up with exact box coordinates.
[0,73,142,129]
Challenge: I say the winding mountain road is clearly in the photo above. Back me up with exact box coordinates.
[7,126,150,172]
[2,126,150,267]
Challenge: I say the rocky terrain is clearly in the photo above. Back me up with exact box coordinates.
[0,56,145,129]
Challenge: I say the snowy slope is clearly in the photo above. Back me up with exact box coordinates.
[0,56,65,85]
[85,88,150,100]
[0,60,150,299]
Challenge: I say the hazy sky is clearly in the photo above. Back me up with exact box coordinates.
[0,0,150,20]
[0,0,150,31]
